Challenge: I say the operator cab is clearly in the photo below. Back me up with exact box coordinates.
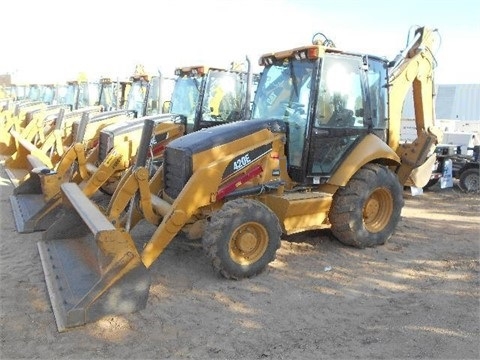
[251,44,389,185]
[168,66,252,134]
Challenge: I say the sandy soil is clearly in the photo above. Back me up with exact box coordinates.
[0,164,479,360]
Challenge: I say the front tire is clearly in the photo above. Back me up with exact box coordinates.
[459,168,479,192]
[329,163,404,248]
[202,198,282,280]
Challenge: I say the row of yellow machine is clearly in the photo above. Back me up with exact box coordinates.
[0,26,443,332]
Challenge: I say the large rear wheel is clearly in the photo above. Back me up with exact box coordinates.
[202,198,282,279]
[329,163,404,248]
[459,168,479,192]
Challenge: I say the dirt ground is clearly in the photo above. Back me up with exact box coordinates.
[0,164,479,360]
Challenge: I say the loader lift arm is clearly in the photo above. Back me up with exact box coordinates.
[36,118,163,331]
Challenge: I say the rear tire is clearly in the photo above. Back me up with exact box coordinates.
[329,163,404,248]
[459,168,479,192]
[202,198,282,280]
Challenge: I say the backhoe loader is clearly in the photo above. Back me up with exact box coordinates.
[7,109,137,230]
[1,101,47,154]
[4,106,103,184]
[0,81,103,158]
[9,63,253,233]
[2,76,128,177]
[36,26,442,332]
[8,104,72,150]
[2,66,159,188]
[1,104,73,159]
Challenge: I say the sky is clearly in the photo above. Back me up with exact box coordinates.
[2,0,479,85]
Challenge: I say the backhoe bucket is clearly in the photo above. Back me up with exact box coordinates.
[37,183,150,332]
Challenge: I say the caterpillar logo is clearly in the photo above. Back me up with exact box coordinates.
[223,143,272,179]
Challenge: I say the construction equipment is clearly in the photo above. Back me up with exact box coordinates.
[2,66,156,181]
[55,79,98,110]
[166,62,254,130]
[53,73,130,111]
[8,109,137,220]
[37,26,442,331]
[2,101,45,134]
[0,77,122,166]
[9,104,72,148]
[1,102,67,156]
[4,106,103,183]
[9,63,253,233]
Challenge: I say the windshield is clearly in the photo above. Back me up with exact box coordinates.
[146,76,160,114]
[28,85,42,101]
[170,76,202,123]
[252,58,315,167]
[42,86,55,104]
[14,85,28,100]
[126,79,149,116]
[252,59,315,122]
[55,85,70,106]
[98,82,116,110]
[201,70,248,122]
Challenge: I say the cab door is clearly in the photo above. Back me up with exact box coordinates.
[305,54,386,184]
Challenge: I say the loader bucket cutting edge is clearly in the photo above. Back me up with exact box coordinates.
[37,233,151,332]
[37,185,151,332]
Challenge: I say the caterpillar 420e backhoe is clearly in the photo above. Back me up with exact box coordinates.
[37,26,442,332]
[8,63,253,233]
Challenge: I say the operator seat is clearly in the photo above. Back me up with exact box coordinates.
[327,108,355,127]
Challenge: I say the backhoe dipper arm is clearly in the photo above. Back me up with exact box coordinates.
[387,26,443,185]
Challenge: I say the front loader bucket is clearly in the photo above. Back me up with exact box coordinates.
[10,190,62,233]
[37,183,151,332]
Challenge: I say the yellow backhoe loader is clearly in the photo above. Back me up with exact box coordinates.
[1,101,47,155]
[4,106,103,183]
[37,26,442,332]
[9,63,253,233]
[2,66,161,187]
[7,108,137,228]
[8,104,72,150]
[3,76,128,176]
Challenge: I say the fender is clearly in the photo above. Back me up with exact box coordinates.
[328,133,401,186]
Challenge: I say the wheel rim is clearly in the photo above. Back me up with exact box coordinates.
[229,222,269,265]
[464,173,479,191]
[363,188,393,233]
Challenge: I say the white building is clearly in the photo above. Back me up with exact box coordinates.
[401,84,480,145]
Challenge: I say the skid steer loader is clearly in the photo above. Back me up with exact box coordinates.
[37,26,442,331]
[9,63,253,233]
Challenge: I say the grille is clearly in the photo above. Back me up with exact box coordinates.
[163,146,192,199]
